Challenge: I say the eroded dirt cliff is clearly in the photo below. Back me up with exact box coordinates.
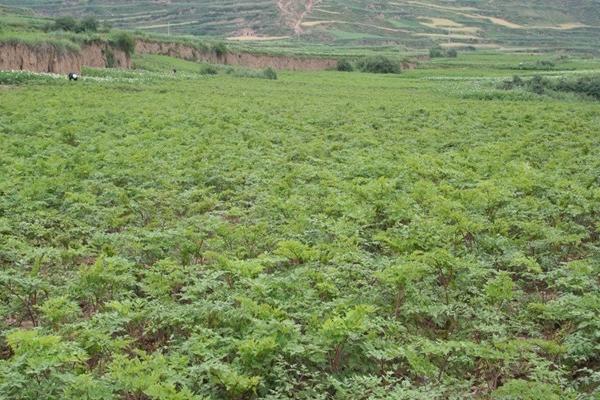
[0,42,131,74]
[135,40,338,71]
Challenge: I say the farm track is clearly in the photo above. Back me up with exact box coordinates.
[276,0,321,34]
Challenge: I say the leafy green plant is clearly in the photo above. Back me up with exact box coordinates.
[492,380,566,400]
[1,54,599,399]
[274,240,316,265]
[320,305,375,372]
[0,330,87,399]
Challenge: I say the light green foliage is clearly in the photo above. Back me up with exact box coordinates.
[274,240,316,265]
[109,352,198,400]
[0,330,87,399]
[485,272,515,305]
[39,296,81,327]
[491,379,568,400]
[0,57,599,399]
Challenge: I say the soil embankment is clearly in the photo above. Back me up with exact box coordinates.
[1,38,425,74]
[0,41,130,74]
[134,40,338,71]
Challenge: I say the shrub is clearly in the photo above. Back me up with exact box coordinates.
[199,65,219,75]
[499,74,600,100]
[212,42,227,57]
[356,56,401,74]
[527,75,547,95]
[555,75,600,100]
[100,21,113,33]
[262,67,277,80]
[53,16,78,32]
[79,16,99,33]
[447,49,458,58]
[109,32,135,56]
[429,45,445,58]
[337,59,354,72]
[498,75,524,90]
[104,48,115,68]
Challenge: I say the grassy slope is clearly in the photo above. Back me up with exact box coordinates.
[4,0,600,52]
[0,57,599,398]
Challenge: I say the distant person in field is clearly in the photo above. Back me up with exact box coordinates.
[68,72,79,81]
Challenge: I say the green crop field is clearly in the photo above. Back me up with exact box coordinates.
[1,52,599,399]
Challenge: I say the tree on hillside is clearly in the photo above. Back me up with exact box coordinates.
[429,45,445,58]
[53,16,78,32]
[79,16,99,33]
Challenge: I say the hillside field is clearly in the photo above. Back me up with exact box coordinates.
[0,53,599,399]
[3,1,600,53]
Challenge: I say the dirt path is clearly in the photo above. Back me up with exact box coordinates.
[276,0,321,34]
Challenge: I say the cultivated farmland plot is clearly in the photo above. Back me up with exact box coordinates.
[1,52,599,399]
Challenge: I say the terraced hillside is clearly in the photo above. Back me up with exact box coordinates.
[3,1,600,51]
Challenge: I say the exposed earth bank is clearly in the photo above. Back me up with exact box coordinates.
[1,39,424,74]
[0,42,130,74]
[134,40,338,71]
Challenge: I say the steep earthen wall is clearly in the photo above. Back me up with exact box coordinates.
[135,40,338,71]
[0,42,131,74]
[1,38,424,74]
